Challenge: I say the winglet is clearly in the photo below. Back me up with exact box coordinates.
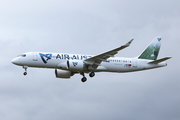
[124,39,134,47]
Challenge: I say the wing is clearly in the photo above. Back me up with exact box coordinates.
[84,39,134,69]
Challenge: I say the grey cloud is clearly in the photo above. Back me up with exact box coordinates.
[0,0,180,120]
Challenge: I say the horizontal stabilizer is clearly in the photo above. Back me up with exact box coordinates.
[148,57,171,64]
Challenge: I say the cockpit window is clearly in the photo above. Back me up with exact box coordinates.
[17,54,26,57]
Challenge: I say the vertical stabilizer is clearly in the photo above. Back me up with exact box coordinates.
[138,37,162,60]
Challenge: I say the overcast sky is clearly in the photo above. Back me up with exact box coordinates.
[0,0,180,120]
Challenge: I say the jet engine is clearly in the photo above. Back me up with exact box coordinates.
[67,60,85,70]
[55,69,74,78]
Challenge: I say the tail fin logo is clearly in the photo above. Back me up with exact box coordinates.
[72,62,78,67]
[157,38,161,41]
[138,37,161,60]
[39,53,52,64]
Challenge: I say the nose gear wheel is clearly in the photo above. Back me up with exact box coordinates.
[23,66,28,76]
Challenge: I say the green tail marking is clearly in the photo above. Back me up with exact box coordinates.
[138,37,161,60]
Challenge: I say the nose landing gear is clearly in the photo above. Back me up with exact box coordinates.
[23,66,28,76]
[24,72,27,76]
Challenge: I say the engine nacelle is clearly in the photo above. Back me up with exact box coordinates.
[55,69,74,78]
[67,60,84,70]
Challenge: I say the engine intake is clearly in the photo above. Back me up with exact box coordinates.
[55,69,74,78]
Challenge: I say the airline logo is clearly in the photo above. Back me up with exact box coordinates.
[39,53,52,64]
[72,62,78,67]
[138,37,161,60]
[157,38,161,41]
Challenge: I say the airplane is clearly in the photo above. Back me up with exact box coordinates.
[11,37,171,82]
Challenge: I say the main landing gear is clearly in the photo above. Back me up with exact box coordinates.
[81,77,87,82]
[89,72,95,77]
[23,66,28,76]
[80,72,87,82]
[80,71,95,82]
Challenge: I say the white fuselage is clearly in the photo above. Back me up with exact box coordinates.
[11,37,171,82]
[12,52,167,73]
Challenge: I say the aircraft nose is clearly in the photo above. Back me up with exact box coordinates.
[11,58,20,65]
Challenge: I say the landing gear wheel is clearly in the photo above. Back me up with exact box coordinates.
[89,72,95,77]
[23,66,28,76]
[23,72,27,76]
[81,77,87,82]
